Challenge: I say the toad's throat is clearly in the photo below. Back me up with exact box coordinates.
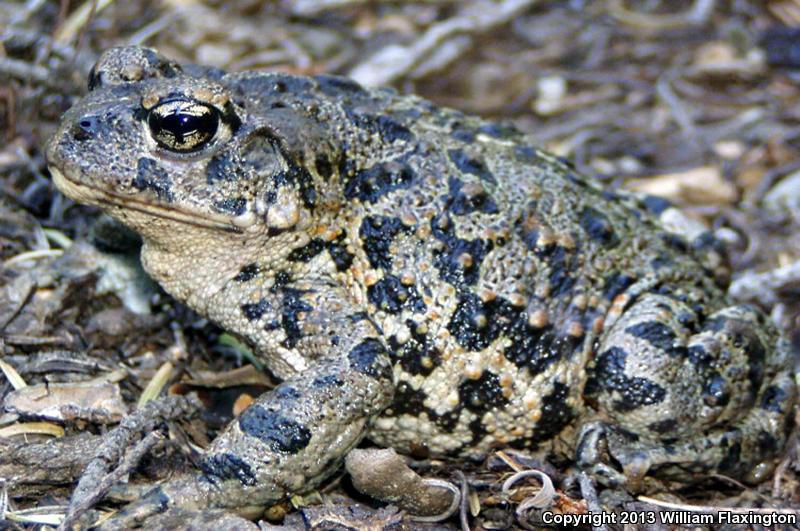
[49,166,252,233]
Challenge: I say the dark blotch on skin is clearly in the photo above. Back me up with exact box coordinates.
[272,162,317,209]
[386,380,427,417]
[702,373,730,407]
[346,110,414,143]
[458,371,508,412]
[271,270,292,292]
[368,275,425,314]
[662,233,689,253]
[520,222,577,298]
[327,234,355,271]
[718,437,742,473]
[545,246,577,298]
[625,321,687,358]
[504,324,580,376]
[213,197,247,216]
[431,214,493,288]
[348,338,392,379]
[756,430,779,454]
[315,154,333,180]
[238,405,312,454]
[234,263,259,282]
[448,294,517,352]
[587,346,667,412]
[702,316,727,333]
[287,236,353,269]
[451,125,475,143]
[359,216,409,270]
[344,161,416,203]
[648,418,678,435]
[447,295,580,377]
[349,311,370,324]
[446,177,499,215]
[687,344,712,366]
[312,374,344,388]
[710,319,766,394]
[514,145,540,165]
[287,238,326,262]
[275,386,303,400]
[388,320,441,377]
[602,272,636,300]
[241,299,270,321]
[650,253,674,271]
[281,288,313,348]
[445,282,575,374]
[477,122,518,140]
[135,158,174,201]
[529,382,576,442]
[580,207,619,248]
[642,195,672,215]
[448,149,496,184]
[206,151,243,183]
[761,385,790,414]
[200,453,257,486]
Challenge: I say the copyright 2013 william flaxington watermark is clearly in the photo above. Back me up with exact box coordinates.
[540,509,797,527]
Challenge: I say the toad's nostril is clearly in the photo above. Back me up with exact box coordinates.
[73,116,99,141]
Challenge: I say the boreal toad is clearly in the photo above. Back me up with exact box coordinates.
[46,46,796,521]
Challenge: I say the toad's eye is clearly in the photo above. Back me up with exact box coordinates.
[147,99,219,152]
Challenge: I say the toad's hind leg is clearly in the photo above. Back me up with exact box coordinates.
[578,295,795,488]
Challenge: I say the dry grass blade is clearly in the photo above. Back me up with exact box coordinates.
[0,422,65,438]
[608,0,716,29]
[412,479,461,523]
[0,358,27,390]
[4,506,66,526]
[137,360,174,408]
[4,249,63,268]
[54,0,116,44]
[502,469,556,510]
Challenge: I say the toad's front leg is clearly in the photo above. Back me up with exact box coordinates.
[103,283,394,526]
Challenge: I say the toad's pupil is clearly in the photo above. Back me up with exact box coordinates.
[163,112,210,139]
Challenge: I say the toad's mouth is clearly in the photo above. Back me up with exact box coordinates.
[49,166,254,233]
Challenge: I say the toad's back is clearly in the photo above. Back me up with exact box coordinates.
[237,70,736,457]
[47,47,795,517]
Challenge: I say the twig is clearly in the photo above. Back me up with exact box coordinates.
[59,394,202,530]
[0,57,53,86]
[60,431,163,528]
[656,69,699,140]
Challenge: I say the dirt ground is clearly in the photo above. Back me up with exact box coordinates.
[2,0,800,529]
